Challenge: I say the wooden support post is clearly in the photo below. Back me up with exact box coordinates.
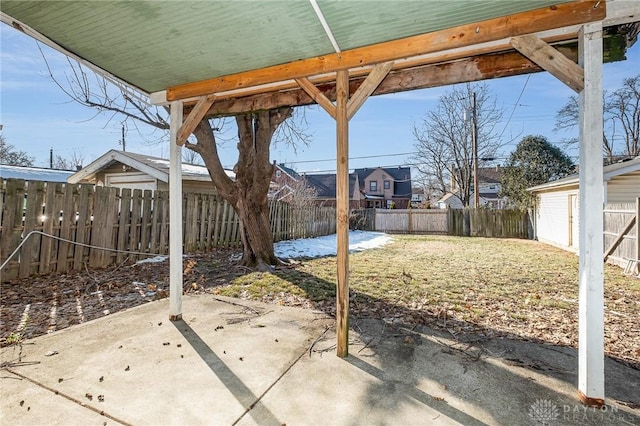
[299,66,389,357]
[577,22,604,408]
[169,101,184,321]
[336,69,350,357]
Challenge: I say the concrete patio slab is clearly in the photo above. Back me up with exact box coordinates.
[1,295,638,425]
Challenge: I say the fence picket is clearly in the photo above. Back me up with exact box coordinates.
[1,179,337,282]
[57,183,77,272]
[19,181,45,278]
[140,190,152,256]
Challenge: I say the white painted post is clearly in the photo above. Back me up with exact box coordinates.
[169,101,184,321]
[578,22,604,407]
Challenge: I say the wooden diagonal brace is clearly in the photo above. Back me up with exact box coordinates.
[177,94,217,146]
[604,215,636,261]
[347,61,393,120]
[510,34,584,93]
[295,77,336,119]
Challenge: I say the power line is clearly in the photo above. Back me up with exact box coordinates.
[498,74,531,139]
[286,151,415,165]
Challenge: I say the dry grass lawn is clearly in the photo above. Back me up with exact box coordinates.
[2,234,637,369]
[215,235,639,368]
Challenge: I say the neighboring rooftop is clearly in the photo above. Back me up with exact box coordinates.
[68,150,235,184]
[0,164,75,183]
[528,156,640,192]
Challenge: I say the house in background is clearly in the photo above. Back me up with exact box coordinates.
[353,167,412,209]
[0,164,76,183]
[528,156,640,266]
[67,150,234,193]
[436,166,509,209]
[411,187,426,207]
[269,163,304,201]
[268,165,412,208]
[302,173,362,208]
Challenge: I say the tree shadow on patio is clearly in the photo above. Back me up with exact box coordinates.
[264,267,640,425]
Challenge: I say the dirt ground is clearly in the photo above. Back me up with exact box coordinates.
[1,246,639,374]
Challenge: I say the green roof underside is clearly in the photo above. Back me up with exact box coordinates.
[1,0,569,94]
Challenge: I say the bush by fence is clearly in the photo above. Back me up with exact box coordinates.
[0,179,336,281]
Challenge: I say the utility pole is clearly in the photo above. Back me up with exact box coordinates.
[472,92,479,209]
[50,147,53,169]
[120,124,126,151]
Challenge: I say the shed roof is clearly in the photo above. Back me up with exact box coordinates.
[0,164,75,183]
[67,150,234,184]
[528,156,640,192]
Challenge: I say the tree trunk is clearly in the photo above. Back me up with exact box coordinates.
[188,107,292,269]
[237,196,278,270]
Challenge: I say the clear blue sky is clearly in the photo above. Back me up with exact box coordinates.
[1,22,638,173]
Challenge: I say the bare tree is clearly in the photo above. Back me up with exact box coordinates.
[182,148,204,166]
[555,73,640,162]
[52,150,85,170]
[412,82,504,207]
[608,74,640,158]
[275,177,319,207]
[0,135,35,166]
[42,49,310,270]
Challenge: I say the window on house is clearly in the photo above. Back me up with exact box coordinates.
[370,181,377,191]
[276,170,282,177]
[384,180,390,189]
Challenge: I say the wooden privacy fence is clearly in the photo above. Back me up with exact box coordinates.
[360,207,530,238]
[603,199,639,269]
[0,179,336,281]
[448,208,530,238]
[374,209,448,234]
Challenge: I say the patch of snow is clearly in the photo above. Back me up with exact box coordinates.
[148,158,235,179]
[136,255,169,264]
[275,231,392,259]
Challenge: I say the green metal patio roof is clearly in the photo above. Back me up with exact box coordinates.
[1,0,571,95]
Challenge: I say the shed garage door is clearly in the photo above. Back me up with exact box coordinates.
[105,173,157,191]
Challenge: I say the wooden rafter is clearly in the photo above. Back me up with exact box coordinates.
[177,94,216,146]
[510,34,584,93]
[295,61,394,120]
[192,50,559,118]
[164,29,580,107]
[347,61,393,120]
[166,1,604,101]
[295,77,336,118]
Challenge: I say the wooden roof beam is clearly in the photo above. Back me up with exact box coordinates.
[196,50,559,117]
[153,29,580,106]
[295,77,337,119]
[510,34,584,92]
[177,94,216,146]
[165,1,604,101]
[347,61,393,120]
